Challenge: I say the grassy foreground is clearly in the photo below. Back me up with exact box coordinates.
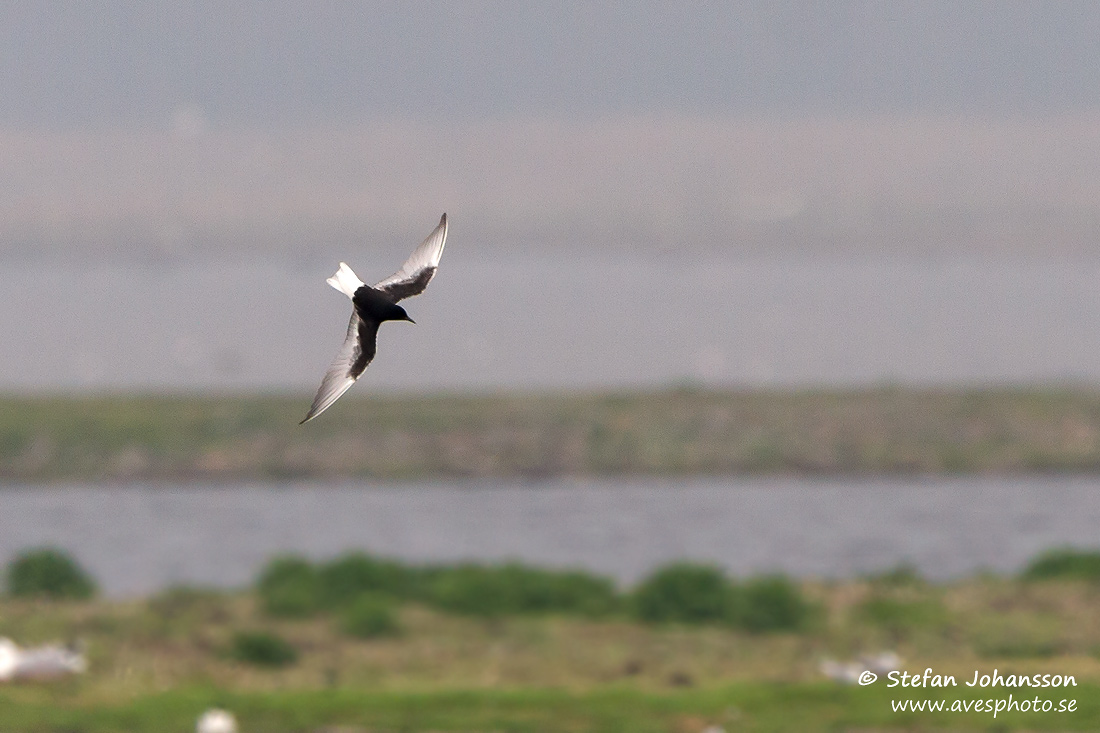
[5,387,1100,481]
[3,567,1100,731]
[5,683,1099,732]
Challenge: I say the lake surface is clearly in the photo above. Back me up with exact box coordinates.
[1,476,1097,597]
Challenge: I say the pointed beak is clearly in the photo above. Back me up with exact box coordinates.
[406,315,416,324]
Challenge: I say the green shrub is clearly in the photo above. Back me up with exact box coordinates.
[1021,548,1100,582]
[427,564,518,617]
[630,563,740,625]
[496,564,618,616]
[340,595,402,638]
[318,552,420,605]
[230,630,299,667]
[6,548,96,600]
[256,556,321,618]
[425,562,620,618]
[544,569,620,616]
[737,575,813,633]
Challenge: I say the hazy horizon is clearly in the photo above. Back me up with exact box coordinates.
[4,112,1100,263]
[6,4,1100,392]
[2,3,1100,262]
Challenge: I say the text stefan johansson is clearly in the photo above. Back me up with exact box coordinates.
[887,668,1076,689]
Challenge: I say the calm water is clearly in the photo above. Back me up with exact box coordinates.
[1,476,1097,597]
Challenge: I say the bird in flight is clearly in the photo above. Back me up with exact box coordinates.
[300,214,449,424]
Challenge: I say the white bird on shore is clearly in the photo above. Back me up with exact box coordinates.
[860,650,902,675]
[820,650,901,684]
[0,638,16,682]
[0,637,87,682]
[819,658,862,684]
[197,708,238,733]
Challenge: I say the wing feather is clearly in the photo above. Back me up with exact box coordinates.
[300,312,370,424]
[301,213,447,424]
[373,213,448,302]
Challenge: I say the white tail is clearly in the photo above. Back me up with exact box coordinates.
[326,262,365,299]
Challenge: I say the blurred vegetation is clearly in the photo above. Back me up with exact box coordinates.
[857,593,951,640]
[738,575,817,633]
[631,563,741,625]
[5,547,97,600]
[258,555,622,622]
[6,682,1100,733]
[339,595,402,639]
[252,554,815,632]
[1022,547,1100,582]
[1,547,1100,730]
[318,552,420,605]
[228,630,299,667]
[629,564,816,632]
[8,387,1100,481]
[256,556,323,619]
[425,563,621,619]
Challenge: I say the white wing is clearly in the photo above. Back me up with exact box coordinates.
[372,213,448,302]
[300,312,362,424]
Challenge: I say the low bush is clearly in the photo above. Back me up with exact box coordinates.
[1021,548,1100,582]
[318,552,421,605]
[630,563,740,625]
[738,575,814,633]
[497,564,618,617]
[230,630,298,667]
[6,547,97,600]
[426,563,619,618]
[427,564,518,617]
[340,595,402,638]
[255,556,321,618]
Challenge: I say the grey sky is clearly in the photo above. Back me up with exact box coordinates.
[3,2,1099,126]
[4,3,1100,390]
[2,3,1100,261]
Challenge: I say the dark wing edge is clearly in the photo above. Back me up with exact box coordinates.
[373,213,448,302]
[300,312,365,424]
[351,317,380,378]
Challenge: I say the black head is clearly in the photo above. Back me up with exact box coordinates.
[377,300,414,324]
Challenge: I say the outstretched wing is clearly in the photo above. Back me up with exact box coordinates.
[373,213,448,302]
[300,312,381,424]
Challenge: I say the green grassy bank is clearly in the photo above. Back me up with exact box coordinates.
[5,547,1100,731]
[5,387,1100,481]
[5,683,1098,733]
[3,562,1100,732]
[6,385,1100,482]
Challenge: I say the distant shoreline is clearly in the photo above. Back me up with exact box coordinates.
[4,387,1100,482]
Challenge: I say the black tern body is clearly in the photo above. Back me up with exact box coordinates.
[300,214,449,424]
